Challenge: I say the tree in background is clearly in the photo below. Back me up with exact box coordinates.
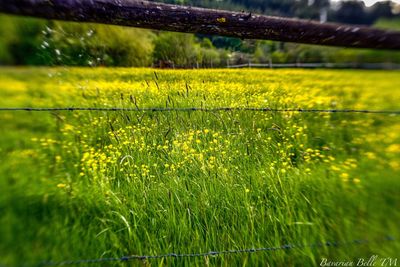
[332,1,369,24]
[153,32,201,67]
[330,0,395,25]
[253,41,272,63]
[199,38,220,67]
[294,0,330,21]
[368,1,394,23]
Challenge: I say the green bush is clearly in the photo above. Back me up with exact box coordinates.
[0,15,155,66]
[153,32,201,67]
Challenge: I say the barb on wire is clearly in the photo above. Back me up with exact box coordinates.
[38,236,395,266]
[0,107,399,114]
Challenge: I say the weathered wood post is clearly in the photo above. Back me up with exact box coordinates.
[1,0,400,50]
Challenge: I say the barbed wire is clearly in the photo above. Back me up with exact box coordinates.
[0,107,399,114]
[37,236,396,266]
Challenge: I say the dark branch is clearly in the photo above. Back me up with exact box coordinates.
[1,0,400,50]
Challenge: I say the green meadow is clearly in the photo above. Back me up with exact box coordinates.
[0,68,399,266]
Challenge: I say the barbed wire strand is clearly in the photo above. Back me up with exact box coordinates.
[0,107,399,114]
[38,236,395,266]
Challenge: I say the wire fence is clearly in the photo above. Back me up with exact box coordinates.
[37,236,396,266]
[0,107,400,114]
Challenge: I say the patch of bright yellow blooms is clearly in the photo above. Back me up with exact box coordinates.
[1,68,399,189]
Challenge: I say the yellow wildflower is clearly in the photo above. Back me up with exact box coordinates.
[57,183,66,188]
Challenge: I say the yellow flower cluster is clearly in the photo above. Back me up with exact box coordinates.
[12,68,397,192]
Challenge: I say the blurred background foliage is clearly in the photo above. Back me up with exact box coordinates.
[0,0,400,67]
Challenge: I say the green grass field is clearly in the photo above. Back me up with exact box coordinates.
[0,68,399,266]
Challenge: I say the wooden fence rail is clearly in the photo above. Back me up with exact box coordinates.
[1,0,400,50]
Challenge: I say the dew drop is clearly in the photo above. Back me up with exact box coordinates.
[45,26,53,33]
[86,29,94,37]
